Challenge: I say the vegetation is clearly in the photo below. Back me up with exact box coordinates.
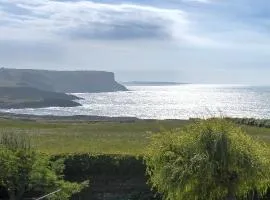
[55,154,157,200]
[0,132,87,200]
[0,118,269,199]
[228,118,270,128]
[0,118,268,155]
[145,119,270,200]
[0,119,190,155]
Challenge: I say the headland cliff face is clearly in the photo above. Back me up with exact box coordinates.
[0,68,127,109]
[0,68,127,93]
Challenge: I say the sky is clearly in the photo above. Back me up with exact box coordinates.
[0,0,270,84]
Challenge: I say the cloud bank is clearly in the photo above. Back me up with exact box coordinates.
[1,0,269,46]
[0,0,270,84]
[0,0,191,41]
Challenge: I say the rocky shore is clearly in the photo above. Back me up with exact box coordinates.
[0,98,82,109]
[0,86,82,109]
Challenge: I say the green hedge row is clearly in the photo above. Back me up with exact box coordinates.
[53,154,158,200]
[55,153,270,200]
[190,118,270,128]
[2,153,268,199]
[54,154,145,181]
[226,118,270,128]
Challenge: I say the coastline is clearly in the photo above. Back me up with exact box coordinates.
[0,112,142,122]
[0,112,269,124]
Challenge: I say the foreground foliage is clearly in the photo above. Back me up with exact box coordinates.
[0,132,88,200]
[145,119,270,200]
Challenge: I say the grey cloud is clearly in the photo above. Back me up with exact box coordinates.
[67,21,169,40]
[0,0,189,41]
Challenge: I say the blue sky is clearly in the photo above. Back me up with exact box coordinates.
[0,0,270,84]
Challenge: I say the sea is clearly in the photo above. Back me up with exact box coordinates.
[1,84,270,119]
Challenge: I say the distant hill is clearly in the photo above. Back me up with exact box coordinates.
[123,81,187,86]
[0,87,81,109]
[0,68,127,93]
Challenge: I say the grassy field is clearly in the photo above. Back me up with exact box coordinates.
[0,118,269,155]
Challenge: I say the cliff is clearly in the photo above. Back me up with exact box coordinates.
[0,68,127,93]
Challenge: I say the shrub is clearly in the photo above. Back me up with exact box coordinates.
[0,132,88,200]
[145,119,270,200]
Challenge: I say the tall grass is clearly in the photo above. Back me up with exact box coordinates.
[0,118,268,155]
[0,131,31,151]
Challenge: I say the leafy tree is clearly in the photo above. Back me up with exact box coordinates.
[0,132,88,200]
[145,119,270,200]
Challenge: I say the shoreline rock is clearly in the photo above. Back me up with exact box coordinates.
[0,98,81,109]
[0,86,82,109]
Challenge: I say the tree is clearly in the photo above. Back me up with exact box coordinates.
[0,132,87,200]
[145,119,270,200]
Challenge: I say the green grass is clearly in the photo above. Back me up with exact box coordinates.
[0,119,269,155]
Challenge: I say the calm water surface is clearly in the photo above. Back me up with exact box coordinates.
[1,85,270,119]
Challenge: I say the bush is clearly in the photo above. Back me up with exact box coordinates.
[145,119,270,200]
[0,132,88,200]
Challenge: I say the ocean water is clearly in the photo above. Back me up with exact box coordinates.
[1,85,270,119]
